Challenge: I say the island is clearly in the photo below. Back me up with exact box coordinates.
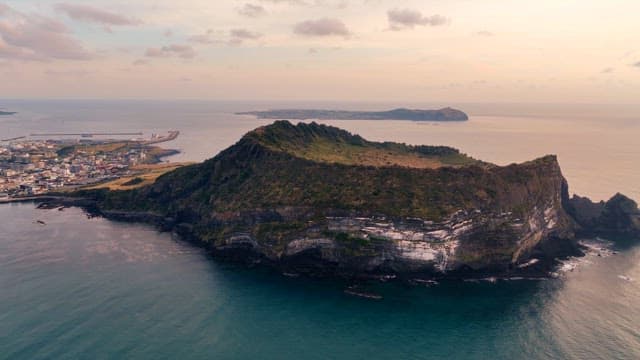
[237,107,469,121]
[0,111,17,116]
[48,121,639,281]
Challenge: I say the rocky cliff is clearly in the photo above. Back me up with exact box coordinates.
[567,194,640,240]
[73,121,636,279]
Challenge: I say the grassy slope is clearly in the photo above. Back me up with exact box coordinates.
[83,163,192,191]
[88,122,564,230]
[247,121,481,169]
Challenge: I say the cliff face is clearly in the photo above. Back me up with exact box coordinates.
[86,121,583,278]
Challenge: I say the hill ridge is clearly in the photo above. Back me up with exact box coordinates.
[243,120,480,169]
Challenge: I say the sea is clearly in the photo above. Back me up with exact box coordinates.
[1,100,639,359]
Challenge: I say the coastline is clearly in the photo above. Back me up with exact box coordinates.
[7,195,586,284]
[1,132,181,199]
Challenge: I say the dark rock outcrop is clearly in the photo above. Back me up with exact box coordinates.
[568,193,640,240]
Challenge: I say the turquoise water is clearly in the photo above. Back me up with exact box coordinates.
[1,203,640,359]
[1,100,640,359]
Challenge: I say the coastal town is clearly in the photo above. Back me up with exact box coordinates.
[0,131,179,200]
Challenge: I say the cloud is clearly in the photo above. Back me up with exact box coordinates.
[145,44,196,59]
[259,0,347,7]
[632,61,640,68]
[55,3,141,28]
[237,3,267,17]
[259,0,307,5]
[230,29,262,40]
[133,59,150,66]
[44,69,93,77]
[601,67,614,74]
[308,46,341,55]
[189,29,262,46]
[189,30,223,45]
[387,9,449,30]
[0,5,92,61]
[293,18,350,37]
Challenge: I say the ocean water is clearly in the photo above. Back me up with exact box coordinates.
[1,100,638,201]
[1,100,640,359]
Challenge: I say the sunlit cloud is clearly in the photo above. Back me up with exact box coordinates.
[145,44,196,59]
[387,9,448,31]
[0,0,639,103]
[188,29,262,46]
[293,18,350,37]
[0,4,91,61]
[237,3,267,17]
[55,3,141,29]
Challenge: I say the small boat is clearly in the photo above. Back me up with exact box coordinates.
[344,287,383,300]
[411,279,439,286]
[377,274,396,282]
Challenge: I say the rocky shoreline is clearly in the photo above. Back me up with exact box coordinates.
[26,195,588,282]
[10,193,636,292]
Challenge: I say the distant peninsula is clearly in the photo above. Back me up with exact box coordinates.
[238,107,469,121]
[0,111,17,116]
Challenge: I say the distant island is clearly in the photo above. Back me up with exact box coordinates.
[0,111,17,116]
[51,121,639,282]
[238,107,469,121]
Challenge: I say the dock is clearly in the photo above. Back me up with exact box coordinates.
[142,131,180,145]
[1,136,26,142]
[30,132,144,138]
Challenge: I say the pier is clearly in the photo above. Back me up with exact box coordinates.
[30,132,144,138]
[142,131,180,145]
[1,136,26,142]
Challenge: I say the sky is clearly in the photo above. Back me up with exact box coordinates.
[1,0,639,103]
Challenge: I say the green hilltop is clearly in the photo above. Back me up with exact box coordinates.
[84,121,562,222]
[246,120,481,168]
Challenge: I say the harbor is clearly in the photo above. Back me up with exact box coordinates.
[0,131,180,199]
[30,132,144,138]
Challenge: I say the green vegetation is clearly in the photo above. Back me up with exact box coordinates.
[247,121,481,168]
[82,163,191,191]
[79,121,567,244]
